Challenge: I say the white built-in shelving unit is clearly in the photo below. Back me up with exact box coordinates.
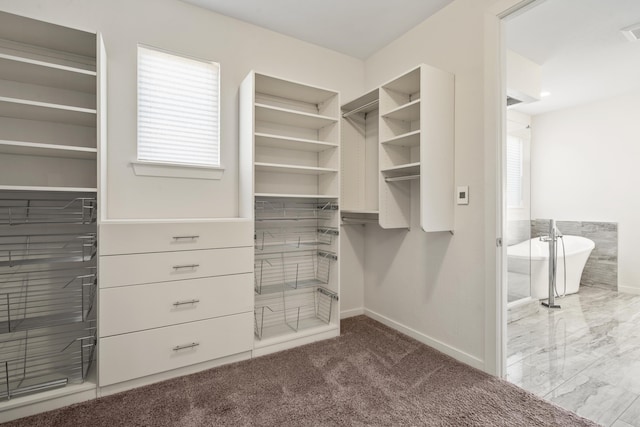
[240,71,340,356]
[0,10,105,413]
[378,64,454,232]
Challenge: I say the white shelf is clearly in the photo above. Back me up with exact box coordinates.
[381,130,421,147]
[0,140,96,159]
[0,185,97,193]
[255,103,337,129]
[0,50,96,93]
[382,66,421,95]
[255,73,337,105]
[341,209,379,215]
[255,133,337,152]
[0,96,96,127]
[255,162,337,176]
[381,99,420,122]
[255,193,339,199]
[381,162,420,177]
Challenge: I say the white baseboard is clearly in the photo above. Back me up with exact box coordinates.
[364,309,484,371]
[618,285,640,295]
[340,307,365,319]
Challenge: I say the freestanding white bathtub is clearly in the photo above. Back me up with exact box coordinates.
[507,235,595,300]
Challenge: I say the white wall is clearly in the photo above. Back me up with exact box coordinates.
[361,0,497,369]
[531,90,640,294]
[0,0,364,220]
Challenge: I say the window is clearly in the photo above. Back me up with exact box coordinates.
[506,135,523,208]
[135,45,222,178]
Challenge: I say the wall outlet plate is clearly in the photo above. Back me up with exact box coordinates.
[457,186,469,205]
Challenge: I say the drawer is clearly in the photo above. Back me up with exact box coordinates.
[100,220,253,255]
[100,247,253,288]
[99,274,253,337]
[99,312,253,386]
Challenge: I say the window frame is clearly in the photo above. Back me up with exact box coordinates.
[133,44,224,180]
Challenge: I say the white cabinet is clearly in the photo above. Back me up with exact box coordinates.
[0,10,104,406]
[98,221,254,388]
[240,72,340,355]
[340,64,454,232]
[379,65,454,232]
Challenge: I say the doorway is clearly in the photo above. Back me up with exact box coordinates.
[502,1,640,425]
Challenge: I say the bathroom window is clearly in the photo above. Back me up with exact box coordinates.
[134,45,223,179]
[507,135,523,208]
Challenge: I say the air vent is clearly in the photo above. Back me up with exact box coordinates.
[621,23,640,41]
[507,96,523,107]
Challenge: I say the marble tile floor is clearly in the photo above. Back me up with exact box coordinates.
[507,286,640,426]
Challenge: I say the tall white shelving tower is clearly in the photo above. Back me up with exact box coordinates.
[240,72,341,356]
[0,10,106,411]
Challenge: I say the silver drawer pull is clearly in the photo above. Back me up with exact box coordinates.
[173,299,200,307]
[172,235,200,241]
[173,342,200,351]
[172,264,199,270]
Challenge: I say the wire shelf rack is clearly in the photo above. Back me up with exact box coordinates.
[254,226,338,253]
[254,250,336,295]
[0,197,97,226]
[0,322,96,400]
[255,199,338,222]
[254,287,338,340]
[0,267,96,334]
[0,233,97,268]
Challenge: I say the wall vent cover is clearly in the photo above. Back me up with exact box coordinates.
[621,23,640,41]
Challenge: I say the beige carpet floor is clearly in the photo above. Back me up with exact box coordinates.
[5,316,599,426]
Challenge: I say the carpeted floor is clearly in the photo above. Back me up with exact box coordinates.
[5,316,599,426]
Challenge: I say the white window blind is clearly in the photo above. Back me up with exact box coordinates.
[138,46,220,167]
[506,135,523,208]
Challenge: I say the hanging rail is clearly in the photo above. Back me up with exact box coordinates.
[342,99,379,118]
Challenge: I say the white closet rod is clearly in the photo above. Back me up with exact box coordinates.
[341,100,379,118]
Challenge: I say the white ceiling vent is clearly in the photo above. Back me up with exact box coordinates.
[621,23,640,41]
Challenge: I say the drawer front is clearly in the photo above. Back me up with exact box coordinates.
[100,221,253,255]
[100,274,253,337]
[99,312,253,386]
[100,247,253,288]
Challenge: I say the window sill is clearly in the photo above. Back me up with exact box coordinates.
[131,161,225,180]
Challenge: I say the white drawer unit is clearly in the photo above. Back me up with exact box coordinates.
[100,246,253,288]
[99,312,253,387]
[99,274,253,337]
[100,220,253,255]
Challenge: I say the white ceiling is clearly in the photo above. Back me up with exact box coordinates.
[507,0,640,115]
[180,0,453,59]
